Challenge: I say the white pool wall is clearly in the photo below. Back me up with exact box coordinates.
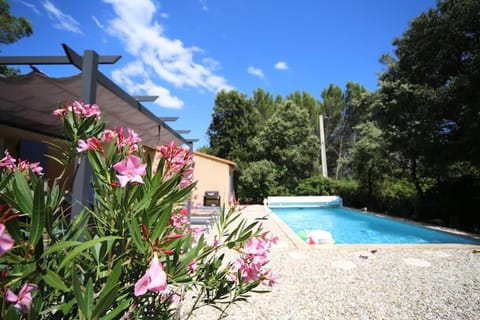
[265,195,343,208]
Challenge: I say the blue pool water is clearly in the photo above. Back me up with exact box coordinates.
[272,207,480,244]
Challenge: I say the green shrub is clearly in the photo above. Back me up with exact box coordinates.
[238,160,279,203]
[377,178,417,216]
[295,175,338,196]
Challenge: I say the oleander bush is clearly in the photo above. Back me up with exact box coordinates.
[0,101,277,320]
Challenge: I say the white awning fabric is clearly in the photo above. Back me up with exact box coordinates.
[0,72,185,148]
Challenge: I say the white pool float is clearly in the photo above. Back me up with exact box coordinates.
[307,230,335,245]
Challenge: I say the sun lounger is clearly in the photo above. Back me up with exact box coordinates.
[191,207,219,218]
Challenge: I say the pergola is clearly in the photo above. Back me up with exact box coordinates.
[0,43,188,148]
[0,43,196,215]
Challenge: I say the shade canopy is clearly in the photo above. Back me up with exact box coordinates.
[0,72,186,148]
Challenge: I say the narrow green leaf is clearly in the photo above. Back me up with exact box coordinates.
[98,261,122,302]
[99,299,132,320]
[92,283,120,319]
[125,216,147,254]
[58,236,122,271]
[30,180,46,245]
[72,269,88,319]
[85,278,94,319]
[87,151,104,175]
[41,240,81,258]
[41,269,69,292]
[13,170,33,214]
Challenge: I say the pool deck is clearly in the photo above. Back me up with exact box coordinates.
[189,204,480,320]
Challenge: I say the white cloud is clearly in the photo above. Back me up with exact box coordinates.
[21,1,41,15]
[91,15,104,29]
[160,12,169,19]
[274,61,288,70]
[112,61,184,109]
[202,57,221,71]
[42,0,83,34]
[199,0,208,11]
[247,66,265,79]
[102,0,232,105]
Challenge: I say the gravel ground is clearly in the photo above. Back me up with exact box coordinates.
[185,205,480,320]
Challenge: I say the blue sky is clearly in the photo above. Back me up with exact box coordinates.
[3,0,436,149]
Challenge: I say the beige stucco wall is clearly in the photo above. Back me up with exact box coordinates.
[192,152,236,208]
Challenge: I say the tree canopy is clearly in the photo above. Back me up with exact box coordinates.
[0,0,33,76]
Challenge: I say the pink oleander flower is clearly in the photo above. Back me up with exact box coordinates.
[52,107,67,118]
[0,223,15,256]
[113,155,147,187]
[5,283,38,314]
[77,137,103,153]
[1,151,44,176]
[77,139,89,153]
[134,253,168,296]
[170,212,188,230]
[114,128,142,154]
[126,128,142,145]
[212,235,219,247]
[101,129,117,143]
[180,207,188,216]
[156,142,194,187]
[188,259,198,275]
[261,269,281,287]
[17,160,44,176]
[81,102,101,119]
[230,235,276,284]
[109,127,139,154]
[188,226,205,244]
[28,162,43,175]
[0,150,16,172]
[53,100,101,120]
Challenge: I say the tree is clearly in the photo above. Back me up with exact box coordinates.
[318,84,345,177]
[252,88,276,125]
[207,90,259,164]
[375,0,480,228]
[237,160,279,203]
[377,0,480,179]
[254,101,320,193]
[0,0,34,76]
[350,121,388,204]
[338,82,371,178]
[286,90,319,132]
[376,80,437,197]
[295,175,338,196]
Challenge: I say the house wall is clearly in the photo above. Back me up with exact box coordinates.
[192,152,235,208]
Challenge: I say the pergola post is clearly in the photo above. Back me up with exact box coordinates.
[71,50,98,218]
[186,139,198,220]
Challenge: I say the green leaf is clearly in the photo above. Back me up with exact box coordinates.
[125,215,147,254]
[13,170,33,214]
[58,236,122,271]
[5,305,20,320]
[85,278,94,319]
[98,261,122,302]
[41,269,69,292]
[41,240,81,258]
[72,269,88,319]
[99,298,132,320]
[30,180,46,246]
[92,283,120,319]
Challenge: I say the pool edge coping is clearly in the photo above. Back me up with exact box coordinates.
[265,206,480,250]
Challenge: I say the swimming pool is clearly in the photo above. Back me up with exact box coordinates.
[271,207,480,245]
